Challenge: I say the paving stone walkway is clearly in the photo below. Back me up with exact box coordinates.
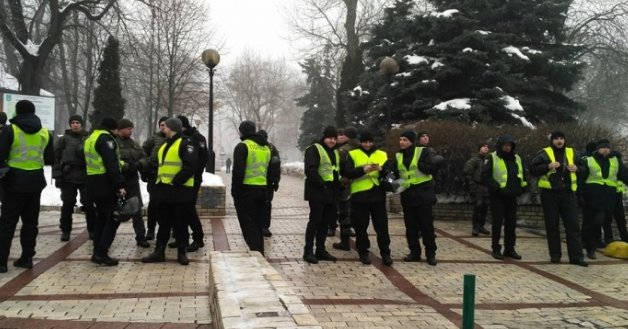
[1,173,628,328]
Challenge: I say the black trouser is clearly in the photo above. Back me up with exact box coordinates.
[125,184,146,241]
[59,182,96,234]
[234,189,267,255]
[337,194,353,237]
[0,192,41,266]
[260,188,274,230]
[187,184,204,242]
[353,201,390,256]
[93,198,120,256]
[541,189,584,261]
[603,193,628,242]
[582,206,608,252]
[146,177,158,232]
[403,204,437,257]
[472,195,489,230]
[304,201,334,253]
[490,195,518,251]
[156,202,192,248]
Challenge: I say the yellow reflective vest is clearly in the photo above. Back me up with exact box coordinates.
[586,156,618,187]
[491,152,527,188]
[242,139,271,186]
[84,130,120,175]
[157,137,194,187]
[8,125,49,170]
[537,147,577,192]
[306,143,339,182]
[349,149,387,194]
[396,147,432,188]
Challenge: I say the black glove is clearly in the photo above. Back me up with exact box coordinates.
[273,183,279,192]
[55,179,63,189]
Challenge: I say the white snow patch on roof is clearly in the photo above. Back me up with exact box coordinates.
[501,95,523,111]
[433,98,472,111]
[404,55,429,65]
[0,72,54,96]
[396,72,412,77]
[503,46,530,61]
[510,113,536,130]
[430,9,459,18]
[476,30,491,35]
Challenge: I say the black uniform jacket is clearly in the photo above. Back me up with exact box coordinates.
[85,126,126,199]
[303,139,339,204]
[529,145,579,191]
[183,127,208,185]
[481,134,526,197]
[0,113,54,193]
[578,151,628,211]
[385,146,438,207]
[153,133,198,203]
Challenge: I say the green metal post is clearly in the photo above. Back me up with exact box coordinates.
[462,274,476,329]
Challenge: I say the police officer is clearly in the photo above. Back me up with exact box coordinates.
[85,116,127,266]
[52,115,96,241]
[482,134,526,260]
[343,130,392,266]
[258,129,280,238]
[174,115,207,252]
[303,126,339,264]
[142,118,198,266]
[463,143,491,236]
[231,121,271,256]
[579,139,628,259]
[529,131,587,266]
[0,112,7,203]
[387,130,439,266]
[141,116,168,240]
[116,118,150,248]
[0,100,54,273]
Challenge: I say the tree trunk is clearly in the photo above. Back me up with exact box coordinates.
[336,0,364,127]
[18,56,45,95]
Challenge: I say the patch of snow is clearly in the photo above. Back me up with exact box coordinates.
[430,9,459,18]
[0,72,54,97]
[433,98,472,111]
[501,95,523,111]
[353,85,363,93]
[463,48,474,52]
[521,47,542,54]
[495,87,503,92]
[201,172,225,187]
[59,1,76,13]
[503,46,530,61]
[19,39,40,57]
[429,39,435,46]
[422,80,436,83]
[476,30,491,35]
[404,55,429,65]
[510,113,536,130]
[391,82,399,87]
[431,61,444,69]
[396,72,412,77]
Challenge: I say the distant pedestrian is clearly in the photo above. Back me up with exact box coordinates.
[225,158,232,173]
[463,143,491,236]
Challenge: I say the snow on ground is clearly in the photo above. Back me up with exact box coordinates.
[503,46,530,61]
[40,166,223,206]
[433,98,472,111]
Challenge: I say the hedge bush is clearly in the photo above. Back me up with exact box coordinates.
[384,121,627,201]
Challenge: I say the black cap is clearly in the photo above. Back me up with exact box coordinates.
[239,121,256,135]
[15,100,35,115]
[417,130,429,137]
[597,139,611,149]
[322,126,338,139]
[165,118,182,133]
[177,115,191,129]
[550,131,565,141]
[586,141,598,153]
[258,129,268,140]
[478,142,489,150]
[100,116,118,131]
[359,130,374,142]
[400,130,416,142]
[118,118,134,129]
[344,126,358,139]
[68,115,83,126]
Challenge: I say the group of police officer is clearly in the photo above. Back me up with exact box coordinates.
[0,100,209,273]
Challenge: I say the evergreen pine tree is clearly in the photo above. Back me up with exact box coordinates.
[347,0,585,132]
[297,56,336,151]
[90,36,126,129]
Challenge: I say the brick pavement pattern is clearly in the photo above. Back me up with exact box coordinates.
[1,173,628,328]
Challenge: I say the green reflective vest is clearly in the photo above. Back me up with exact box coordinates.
[8,125,49,170]
[396,147,432,189]
[349,149,387,194]
[306,143,339,182]
[242,139,271,186]
[491,152,527,188]
[537,147,577,192]
[157,138,194,187]
[586,156,618,187]
[84,130,120,175]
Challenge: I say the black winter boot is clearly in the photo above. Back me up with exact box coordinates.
[333,235,351,251]
[177,247,189,266]
[142,244,166,263]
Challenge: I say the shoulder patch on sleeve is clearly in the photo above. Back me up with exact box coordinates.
[106,141,115,149]
[187,145,194,153]
[199,142,206,149]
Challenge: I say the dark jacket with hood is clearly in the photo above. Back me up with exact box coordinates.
[52,129,88,184]
[529,144,579,191]
[463,151,489,197]
[578,150,628,211]
[343,146,387,204]
[266,142,281,190]
[142,131,167,175]
[116,135,149,186]
[231,133,270,198]
[385,146,438,207]
[337,138,360,186]
[0,113,54,193]
[153,133,198,203]
[304,139,339,204]
[183,127,208,185]
[482,134,526,197]
[85,126,126,199]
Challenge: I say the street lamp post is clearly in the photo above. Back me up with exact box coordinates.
[201,49,220,173]
[380,57,398,131]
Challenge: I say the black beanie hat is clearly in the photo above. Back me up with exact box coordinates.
[68,115,83,126]
[0,112,6,125]
[322,126,338,139]
[359,130,374,142]
[177,115,191,129]
[258,129,268,140]
[158,116,169,125]
[586,141,598,153]
[417,130,429,138]
[550,130,566,141]
[100,116,118,131]
[478,142,489,151]
[118,119,134,129]
[15,100,35,115]
[239,120,256,135]
[597,139,611,149]
[344,126,358,139]
[165,117,183,133]
[400,130,416,142]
